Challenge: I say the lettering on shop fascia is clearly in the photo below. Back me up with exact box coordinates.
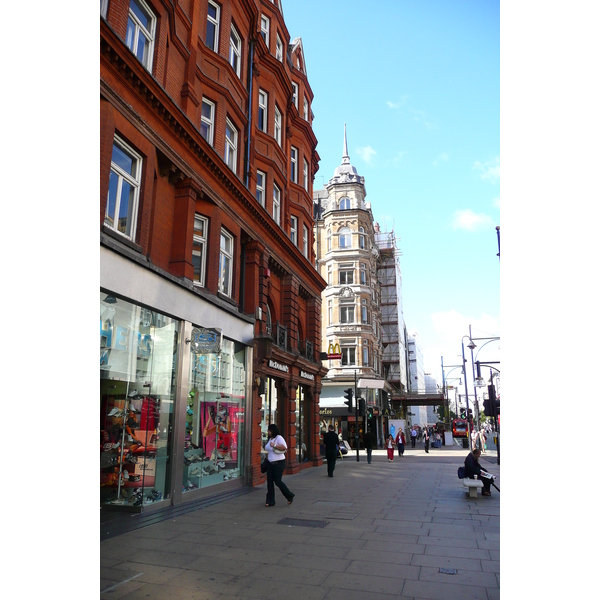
[268,359,289,373]
[300,370,315,381]
[319,408,333,415]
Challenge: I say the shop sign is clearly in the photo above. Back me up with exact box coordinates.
[319,407,333,416]
[189,327,221,355]
[300,370,315,381]
[327,341,342,360]
[268,359,289,373]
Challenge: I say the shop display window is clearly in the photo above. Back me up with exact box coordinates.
[259,377,279,446]
[100,293,179,509]
[295,386,309,462]
[182,338,246,491]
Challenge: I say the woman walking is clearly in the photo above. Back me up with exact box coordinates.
[386,434,395,461]
[264,424,295,507]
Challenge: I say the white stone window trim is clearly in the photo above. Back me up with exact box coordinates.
[256,170,266,206]
[303,224,309,257]
[225,118,238,173]
[290,215,298,245]
[274,106,282,146]
[206,0,220,52]
[192,214,208,288]
[219,228,234,297]
[229,24,242,77]
[260,14,270,48]
[258,89,268,133]
[105,135,142,241]
[200,97,215,146]
[290,146,298,183]
[273,182,281,225]
[126,0,156,72]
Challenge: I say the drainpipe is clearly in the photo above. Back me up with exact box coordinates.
[244,39,254,188]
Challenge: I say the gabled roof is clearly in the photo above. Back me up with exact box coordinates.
[289,37,306,76]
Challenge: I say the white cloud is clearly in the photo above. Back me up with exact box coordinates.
[451,209,494,231]
[386,96,408,110]
[433,152,449,166]
[356,146,377,164]
[492,197,500,209]
[473,157,500,183]
[392,150,407,165]
[411,109,434,130]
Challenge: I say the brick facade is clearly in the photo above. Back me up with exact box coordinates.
[101,0,327,489]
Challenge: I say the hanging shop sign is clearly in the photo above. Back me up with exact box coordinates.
[268,359,289,373]
[189,327,221,355]
[327,342,342,360]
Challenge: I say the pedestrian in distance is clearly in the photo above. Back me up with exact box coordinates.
[410,427,417,448]
[395,429,405,457]
[464,448,494,496]
[386,434,395,461]
[323,424,338,477]
[363,428,376,464]
[423,428,430,453]
[264,424,294,507]
[479,429,487,453]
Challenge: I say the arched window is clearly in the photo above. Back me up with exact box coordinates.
[339,197,351,210]
[338,227,352,249]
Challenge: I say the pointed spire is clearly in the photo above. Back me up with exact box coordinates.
[342,123,350,165]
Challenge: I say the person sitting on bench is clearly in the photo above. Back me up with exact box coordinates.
[464,448,493,496]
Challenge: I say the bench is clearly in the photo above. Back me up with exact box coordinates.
[462,478,484,498]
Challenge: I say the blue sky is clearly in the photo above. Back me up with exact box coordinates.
[284,0,500,386]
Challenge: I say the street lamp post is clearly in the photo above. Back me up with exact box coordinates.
[441,358,463,430]
[461,336,476,447]
[474,360,500,466]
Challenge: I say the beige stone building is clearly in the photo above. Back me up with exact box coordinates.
[313,127,391,447]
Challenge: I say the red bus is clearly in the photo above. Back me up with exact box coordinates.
[452,418,469,438]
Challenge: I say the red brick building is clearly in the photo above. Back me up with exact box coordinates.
[100,0,326,512]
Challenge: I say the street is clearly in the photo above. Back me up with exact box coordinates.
[101,441,500,599]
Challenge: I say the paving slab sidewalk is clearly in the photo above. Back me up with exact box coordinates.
[101,444,500,599]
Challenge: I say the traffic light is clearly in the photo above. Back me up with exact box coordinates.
[344,388,353,413]
[460,408,466,419]
[483,397,492,416]
[358,398,365,417]
[467,408,473,421]
[367,407,373,419]
[488,385,499,417]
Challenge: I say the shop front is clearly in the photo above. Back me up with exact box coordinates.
[256,356,324,479]
[100,246,254,512]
